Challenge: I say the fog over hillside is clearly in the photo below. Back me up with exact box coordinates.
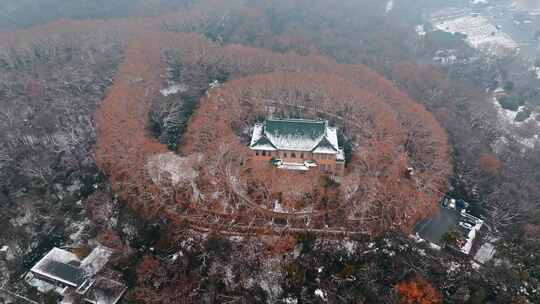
[515,0,540,9]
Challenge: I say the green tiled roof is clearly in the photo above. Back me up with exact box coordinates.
[265,118,326,140]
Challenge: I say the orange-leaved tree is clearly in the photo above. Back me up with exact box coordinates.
[396,275,442,304]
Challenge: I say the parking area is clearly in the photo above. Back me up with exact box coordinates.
[414,205,461,245]
[413,202,484,254]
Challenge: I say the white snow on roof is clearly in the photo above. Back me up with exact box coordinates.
[251,144,277,151]
[80,246,112,277]
[250,123,263,146]
[251,121,339,153]
[265,132,324,152]
[337,149,345,162]
[474,242,496,264]
[433,15,519,56]
[31,248,81,287]
[312,146,338,154]
[459,215,484,255]
[326,127,339,150]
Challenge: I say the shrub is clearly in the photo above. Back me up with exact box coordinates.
[503,81,514,91]
[498,96,521,111]
[515,108,531,122]
[395,275,442,304]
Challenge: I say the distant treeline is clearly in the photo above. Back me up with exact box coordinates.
[0,0,195,30]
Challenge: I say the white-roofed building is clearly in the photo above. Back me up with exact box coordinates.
[27,245,125,304]
[250,118,345,175]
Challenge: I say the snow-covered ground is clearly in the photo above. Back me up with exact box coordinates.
[492,96,540,149]
[160,83,188,96]
[146,152,201,187]
[432,14,519,56]
[314,289,328,302]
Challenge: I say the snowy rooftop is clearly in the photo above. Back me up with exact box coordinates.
[84,277,127,304]
[250,118,340,153]
[80,246,113,277]
[30,246,114,288]
[31,248,84,287]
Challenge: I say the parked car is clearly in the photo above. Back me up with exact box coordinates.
[271,158,283,166]
[304,160,318,167]
[459,222,474,230]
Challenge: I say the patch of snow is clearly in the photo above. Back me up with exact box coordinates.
[491,136,509,154]
[530,66,540,80]
[471,261,481,270]
[80,245,113,277]
[448,261,461,274]
[146,152,201,187]
[416,248,427,256]
[209,80,221,89]
[0,245,14,261]
[9,204,33,227]
[415,24,426,36]
[471,0,488,5]
[121,223,137,240]
[492,95,539,126]
[516,134,539,149]
[283,297,298,304]
[342,240,356,255]
[160,82,188,96]
[257,257,283,303]
[26,273,63,293]
[433,14,519,56]
[273,200,289,213]
[429,242,442,251]
[491,95,540,149]
[314,289,328,302]
[228,236,245,242]
[385,0,394,13]
[68,219,91,243]
[474,242,496,264]
[382,248,396,256]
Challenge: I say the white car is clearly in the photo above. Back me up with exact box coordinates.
[459,222,474,230]
[272,158,283,166]
[304,160,318,168]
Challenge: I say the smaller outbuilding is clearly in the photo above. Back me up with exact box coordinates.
[27,245,125,304]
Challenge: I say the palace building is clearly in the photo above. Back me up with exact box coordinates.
[250,118,345,175]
